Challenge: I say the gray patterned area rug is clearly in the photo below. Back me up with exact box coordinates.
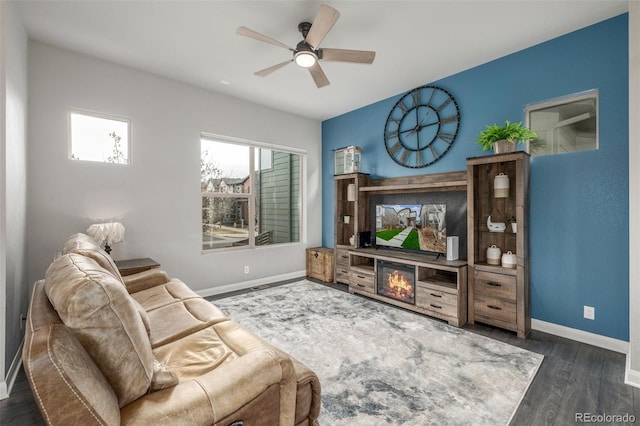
[213,280,543,425]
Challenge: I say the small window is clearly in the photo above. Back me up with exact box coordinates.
[525,90,598,156]
[69,110,130,164]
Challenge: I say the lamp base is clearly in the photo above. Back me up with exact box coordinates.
[104,243,112,254]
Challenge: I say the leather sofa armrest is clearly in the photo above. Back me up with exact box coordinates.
[120,348,297,425]
[123,269,171,293]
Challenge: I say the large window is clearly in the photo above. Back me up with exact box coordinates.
[69,109,130,164]
[525,90,598,156]
[201,135,303,251]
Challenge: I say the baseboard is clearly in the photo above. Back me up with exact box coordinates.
[196,270,307,298]
[0,339,24,400]
[531,319,628,354]
[625,355,640,388]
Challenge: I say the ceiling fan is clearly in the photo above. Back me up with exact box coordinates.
[236,4,376,88]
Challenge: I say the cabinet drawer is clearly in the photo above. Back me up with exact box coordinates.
[417,288,457,317]
[474,270,516,300]
[350,271,374,294]
[474,293,517,325]
[335,249,351,266]
[335,266,351,284]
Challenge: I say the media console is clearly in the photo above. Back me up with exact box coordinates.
[336,247,468,327]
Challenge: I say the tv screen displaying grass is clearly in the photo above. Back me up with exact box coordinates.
[374,204,447,254]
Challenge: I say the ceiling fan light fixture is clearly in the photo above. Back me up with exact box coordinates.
[294,51,317,68]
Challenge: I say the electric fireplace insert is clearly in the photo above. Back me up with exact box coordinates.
[376,259,415,305]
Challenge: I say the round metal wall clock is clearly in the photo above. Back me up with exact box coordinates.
[384,85,460,168]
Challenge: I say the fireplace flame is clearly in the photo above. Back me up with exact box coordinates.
[387,270,413,298]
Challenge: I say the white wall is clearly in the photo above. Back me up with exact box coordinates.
[27,41,322,294]
[627,0,640,386]
[0,0,29,399]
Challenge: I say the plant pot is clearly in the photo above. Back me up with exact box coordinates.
[493,139,516,154]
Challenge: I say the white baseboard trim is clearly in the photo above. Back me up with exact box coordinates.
[625,355,640,388]
[196,270,307,298]
[0,339,24,400]
[531,319,629,354]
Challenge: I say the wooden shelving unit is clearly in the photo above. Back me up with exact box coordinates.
[467,152,530,338]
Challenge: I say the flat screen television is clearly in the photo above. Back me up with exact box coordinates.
[374,203,447,255]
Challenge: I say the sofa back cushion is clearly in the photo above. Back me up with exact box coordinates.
[45,253,154,407]
[62,233,124,283]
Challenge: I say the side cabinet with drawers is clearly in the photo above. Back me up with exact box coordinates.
[467,152,530,338]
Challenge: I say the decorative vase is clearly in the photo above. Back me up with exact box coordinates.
[493,139,516,154]
[501,251,517,269]
[486,245,501,265]
[494,173,509,198]
[511,222,517,233]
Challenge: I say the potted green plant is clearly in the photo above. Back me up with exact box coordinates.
[476,120,538,153]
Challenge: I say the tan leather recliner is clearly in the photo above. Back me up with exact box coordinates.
[23,234,320,425]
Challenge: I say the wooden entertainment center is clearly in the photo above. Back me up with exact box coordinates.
[333,152,530,337]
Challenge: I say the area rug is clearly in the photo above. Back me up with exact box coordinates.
[213,280,543,425]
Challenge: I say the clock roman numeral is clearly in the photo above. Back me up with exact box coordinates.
[415,150,425,168]
[412,89,421,106]
[439,115,459,124]
[429,144,439,159]
[437,132,456,144]
[399,148,410,165]
[385,129,400,141]
[436,97,452,112]
[387,141,402,157]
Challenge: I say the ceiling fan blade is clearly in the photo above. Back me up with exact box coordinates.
[237,26,293,51]
[308,62,330,88]
[304,4,340,49]
[255,60,293,77]
[321,48,376,64]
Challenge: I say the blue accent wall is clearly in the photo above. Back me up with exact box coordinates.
[322,14,629,341]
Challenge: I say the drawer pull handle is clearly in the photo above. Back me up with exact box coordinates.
[341,255,349,259]
[487,305,502,310]
[314,252,319,258]
[430,304,442,309]
[357,283,366,288]
[430,293,442,298]
[340,269,349,273]
[487,282,502,287]
[357,275,365,279]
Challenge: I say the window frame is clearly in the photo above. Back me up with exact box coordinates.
[524,89,599,157]
[200,133,306,253]
[68,108,131,164]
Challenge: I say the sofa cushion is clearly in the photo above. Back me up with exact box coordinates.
[152,326,239,381]
[44,253,154,407]
[130,278,202,311]
[62,233,124,283]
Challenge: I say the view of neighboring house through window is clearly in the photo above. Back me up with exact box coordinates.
[69,109,130,164]
[201,135,303,251]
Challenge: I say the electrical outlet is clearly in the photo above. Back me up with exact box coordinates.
[244,266,250,274]
[584,305,595,320]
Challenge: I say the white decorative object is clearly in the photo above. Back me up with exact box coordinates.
[343,215,350,224]
[501,251,517,269]
[511,222,517,233]
[494,173,510,198]
[334,146,362,175]
[349,235,355,246]
[487,216,506,232]
[446,236,459,261]
[86,222,125,254]
[486,245,501,265]
[347,183,356,201]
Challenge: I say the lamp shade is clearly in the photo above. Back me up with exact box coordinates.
[86,222,125,246]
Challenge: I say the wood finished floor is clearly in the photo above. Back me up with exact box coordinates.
[2,279,639,426]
